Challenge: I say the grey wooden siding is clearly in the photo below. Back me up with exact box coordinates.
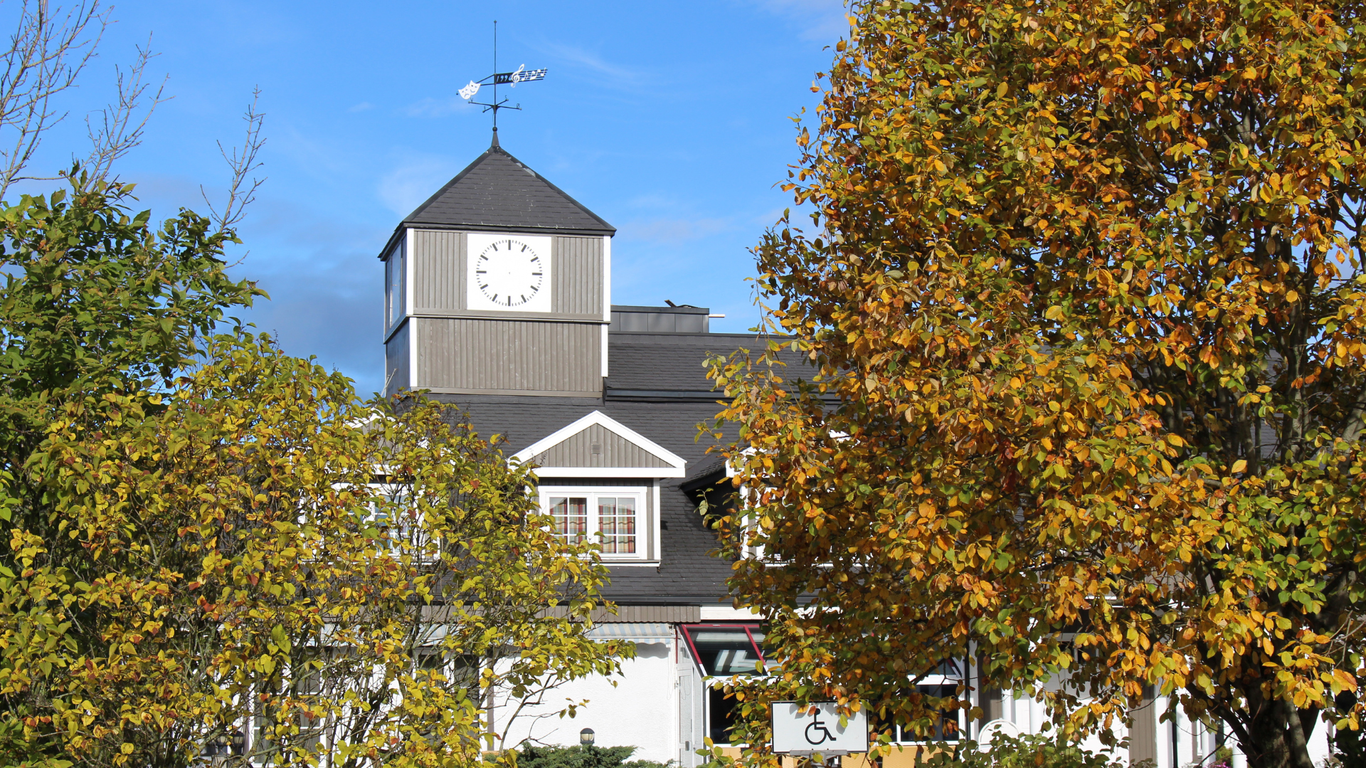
[416,318,600,394]
[541,605,701,622]
[647,498,655,561]
[384,322,410,397]
[532,423,671,469]
[407,229,601,317]
[553,235,603,316]
[1128,689,1157,765]
[413,230,464,312]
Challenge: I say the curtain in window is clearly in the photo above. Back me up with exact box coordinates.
[549,497,588,543]
[597,497,636,554]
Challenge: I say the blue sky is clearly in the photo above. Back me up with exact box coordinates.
[8,1,845,397]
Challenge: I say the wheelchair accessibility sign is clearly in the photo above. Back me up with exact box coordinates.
[771,702,868,755]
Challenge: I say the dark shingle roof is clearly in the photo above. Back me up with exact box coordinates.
[430,335,750,606]
[604,331,806,402]
[401,142,615,236]
[429,329,810,605]
[438,396,738,605]
[605,333,743,394]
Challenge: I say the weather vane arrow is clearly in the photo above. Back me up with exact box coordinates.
[461,21,547,138]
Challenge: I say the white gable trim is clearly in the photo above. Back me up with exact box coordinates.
[511,410,687,478]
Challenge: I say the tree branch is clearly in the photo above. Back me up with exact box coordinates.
[201,86,266,235]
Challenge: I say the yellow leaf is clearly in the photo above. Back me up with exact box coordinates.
[1335,669,1357,691]
[1231,460,1247,474]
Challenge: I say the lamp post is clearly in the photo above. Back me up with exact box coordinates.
[580,728,597,767]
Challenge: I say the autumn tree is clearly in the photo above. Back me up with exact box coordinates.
[707,2,1366,768]
[0,31,618,765]
[8,333,624,768]
[0,0,169,200]
[0,180,625,768]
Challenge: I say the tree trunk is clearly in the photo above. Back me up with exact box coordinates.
[1238,701,1318,768]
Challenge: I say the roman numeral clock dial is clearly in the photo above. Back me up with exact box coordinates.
[466,234,553,313]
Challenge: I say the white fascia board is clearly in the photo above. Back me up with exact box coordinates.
[725,445,757,479]
[699,605,760,621]
[652,480,661,562]
[601,235,611,378]
[406,228,417,390]
[511,410,687,472]
[528,466,686,479]
[602,236,612,323]
[601,324,609,379]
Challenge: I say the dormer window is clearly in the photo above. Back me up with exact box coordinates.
[513,411,687,567]
[543,487,646,560]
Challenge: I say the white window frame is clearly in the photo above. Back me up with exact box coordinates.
[681,622,770,747]
[365,481,439,563]
[539,485,650,563]
[877,668,966,745]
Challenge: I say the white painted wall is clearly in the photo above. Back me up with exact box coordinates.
[489,631,1340,768]
[994,689,1334,768]
[496,638,681,764]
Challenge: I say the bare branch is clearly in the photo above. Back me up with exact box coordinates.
[0,0,108,200]
[201,86,266,234]
[83,33,167,182]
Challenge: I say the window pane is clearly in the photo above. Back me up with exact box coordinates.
[452,654,482,705]
[387,247,404,326]
[683,628,763,675]
[597,496,636,554]
[871,685,961,743]
[550,497,588,543]
[746,628,780,673]
[709,685,740,745]
[387,255,397,324]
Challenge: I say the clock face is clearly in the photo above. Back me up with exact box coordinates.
[475,238,543,307]
[465,233,553,313]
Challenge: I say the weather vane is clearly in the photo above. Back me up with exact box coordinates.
[458,20,547,138]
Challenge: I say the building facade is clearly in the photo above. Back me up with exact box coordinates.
[379,136,1331,767]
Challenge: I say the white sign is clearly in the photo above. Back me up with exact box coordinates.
[771,702,868,755]
[459,80,481,100]
[976,719,1020,752]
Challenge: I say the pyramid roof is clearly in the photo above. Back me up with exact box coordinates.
[397,137,615,240]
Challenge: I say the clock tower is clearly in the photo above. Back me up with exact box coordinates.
[380,136,615,398]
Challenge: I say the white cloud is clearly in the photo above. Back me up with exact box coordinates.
[534,41,647,90]
[347,101,375,113]
[750,0,849,41]
[274,124,357,178]
[404,96,473,118]
[377,155,461,217]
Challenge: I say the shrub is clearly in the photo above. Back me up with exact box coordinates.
[919,731,1128,768]
[516,743,673,768]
